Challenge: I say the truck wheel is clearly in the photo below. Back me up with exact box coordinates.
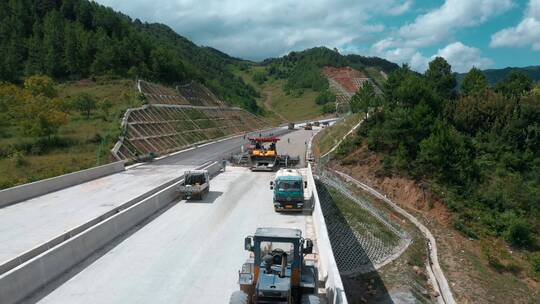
[229,290,248,304]
[301,294,320,304]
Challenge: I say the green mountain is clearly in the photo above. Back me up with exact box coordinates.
[0,0,259,112]
[457,66,540,86]
[262,47,399,92]
[0,1,399,115]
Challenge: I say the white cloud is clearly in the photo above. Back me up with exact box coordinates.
[434,42,493,72]
[94,0,411,60]
[398,0,513,47]
[369,0,505,72]
[386,0,413,16]
[490,0,540,51]
[372,42,492,73]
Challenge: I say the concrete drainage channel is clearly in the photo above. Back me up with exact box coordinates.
[0,161,223,304]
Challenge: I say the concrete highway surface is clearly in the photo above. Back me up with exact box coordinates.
[0,128,287,270]
[27,128,318,304]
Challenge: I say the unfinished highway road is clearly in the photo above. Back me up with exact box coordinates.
[25,129,318,304]
[0,126,347,304]
[0,128,288,274]
[31,166,314,303]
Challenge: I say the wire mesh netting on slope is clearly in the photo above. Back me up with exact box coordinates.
[112,104,267,160]
[315,171,411,275]
[138,80,190,105]
[111,79,268,161]
[138,80,227,107]
[176,81,228,107]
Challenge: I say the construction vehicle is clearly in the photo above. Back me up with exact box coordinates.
[177,170,209,200]
[248,137,299,171]
[230,227,318,304]
[312,121,320,127]
[270,169,307,212]
[303,123,312,130]
[288,122,295,130]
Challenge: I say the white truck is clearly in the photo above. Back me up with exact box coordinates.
[178,170,210,200]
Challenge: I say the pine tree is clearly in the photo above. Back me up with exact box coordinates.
[461,67,488,96]
[25,21,45,76]
[64,22,82,77]
[425,57,457,100]
[43,10,65,78]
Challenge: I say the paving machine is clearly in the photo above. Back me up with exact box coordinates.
[177,170,209,200]
[248,137,299,171]
[230,227,319,304]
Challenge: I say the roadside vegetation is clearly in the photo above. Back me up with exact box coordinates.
[0,76,140,189]
[312,113,363,157]
[328,57,540,294]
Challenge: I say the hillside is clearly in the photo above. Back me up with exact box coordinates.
[0,0,259,112]
[0,78,138,189]
[0,1,400,189]
[457,65,540,86]
[231,47,398,122]
[318,59,540,302]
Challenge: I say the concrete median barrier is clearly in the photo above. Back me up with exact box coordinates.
[0,161,222,304]
[0,161,126,208]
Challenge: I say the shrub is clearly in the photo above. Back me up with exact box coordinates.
[529,253,540,278]
[252,71,267,85]
[504,218,535,248]
[10,151,28,167]
[486,252,505,272]
[315,90,336,105]
[73,93,97,119]
[453,218,478,239]
[321,102,336,114]
[335,138,355,158]
[89,133,103,144]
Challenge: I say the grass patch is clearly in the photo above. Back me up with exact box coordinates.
[230,65,325,124]
[327,186,399,246]
[313,113,363,157]
[0,79,138,190]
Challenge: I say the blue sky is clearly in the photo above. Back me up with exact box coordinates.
[95,0,540,72]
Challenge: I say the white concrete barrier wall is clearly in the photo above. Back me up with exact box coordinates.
[0,161,126,208]
[0,162,222,304]
[306,164,348,304]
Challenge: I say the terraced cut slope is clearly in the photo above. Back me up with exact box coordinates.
[322,66,381,104]
[112,81,267,160]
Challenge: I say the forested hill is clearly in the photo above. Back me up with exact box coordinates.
[0,0,260,112]
[457,65,540,86]
[261,47,399,92]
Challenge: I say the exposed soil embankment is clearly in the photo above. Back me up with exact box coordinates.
[331,144,540,303]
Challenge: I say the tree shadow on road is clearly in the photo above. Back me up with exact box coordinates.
[315,180,394,304]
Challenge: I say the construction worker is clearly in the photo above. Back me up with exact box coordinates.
[222,158,227,172]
